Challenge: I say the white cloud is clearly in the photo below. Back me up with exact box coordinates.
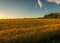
[37,0,60,8]
[47,0,60,4]
[38,0,42,8]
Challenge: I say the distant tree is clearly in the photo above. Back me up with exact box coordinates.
[38,17,43,19]
[44,13,60,18]
[44,15,48,18]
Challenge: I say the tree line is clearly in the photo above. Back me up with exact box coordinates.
[44,13,60,18]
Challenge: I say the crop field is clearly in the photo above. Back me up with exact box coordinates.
[0,19,60,43]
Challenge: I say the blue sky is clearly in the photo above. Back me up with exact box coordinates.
[0,0,60,18]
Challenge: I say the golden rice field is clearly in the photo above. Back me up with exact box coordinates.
[0,19,60,43]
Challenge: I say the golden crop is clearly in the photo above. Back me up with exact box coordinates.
[0,19,60,43]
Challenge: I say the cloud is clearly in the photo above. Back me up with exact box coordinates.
[47,0,60,4]
[38,0,42,8]
[37,0,60,8]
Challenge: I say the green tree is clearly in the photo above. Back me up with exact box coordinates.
[44,13,60,18]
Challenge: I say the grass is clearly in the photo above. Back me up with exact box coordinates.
[0,19,60,43]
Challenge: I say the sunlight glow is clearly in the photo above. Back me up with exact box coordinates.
[0,13,5,19]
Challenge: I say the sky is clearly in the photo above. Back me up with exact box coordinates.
[0,0,60,18]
